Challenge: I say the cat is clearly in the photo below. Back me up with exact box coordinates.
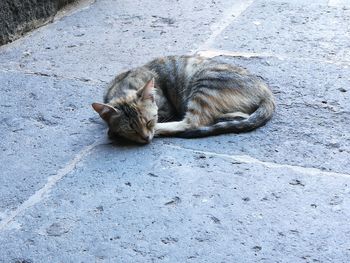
[92,55,275,144]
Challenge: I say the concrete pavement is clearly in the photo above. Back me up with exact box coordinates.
[1,0,350,262]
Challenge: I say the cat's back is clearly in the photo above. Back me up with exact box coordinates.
[105,55,254,104]
[146,55,249,82]
[145,55,218,89]
[146,55,207,77]
[104,55,204,103]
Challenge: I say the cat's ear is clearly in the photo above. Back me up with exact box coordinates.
[92,103,119,122]
[138,78,155,102]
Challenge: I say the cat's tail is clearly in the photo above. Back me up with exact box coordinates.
[176,98,275,138]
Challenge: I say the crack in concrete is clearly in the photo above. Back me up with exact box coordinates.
[164,143,350,179]
[0,137,104,231]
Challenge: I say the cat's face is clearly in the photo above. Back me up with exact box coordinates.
[92,79,158,144]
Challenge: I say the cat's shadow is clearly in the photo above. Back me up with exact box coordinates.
[90,117,148,148]
[107,134,149,148]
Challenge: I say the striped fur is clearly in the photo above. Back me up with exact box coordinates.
[93,55,275,143]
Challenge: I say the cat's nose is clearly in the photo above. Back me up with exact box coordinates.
[140,135,151,143]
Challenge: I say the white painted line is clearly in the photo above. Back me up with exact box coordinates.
[194,0,255,52]
[0,137,104,231]
[165,144,350,178]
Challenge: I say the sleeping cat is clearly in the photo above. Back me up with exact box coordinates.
[92,55,275,144]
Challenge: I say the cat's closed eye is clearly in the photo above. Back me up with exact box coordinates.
[146,120,155,129]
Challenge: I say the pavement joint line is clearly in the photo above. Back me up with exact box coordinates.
[0,67,107,84]
[0,137,104,231]
[196,49,350,67]
[165,144,350,178]
[196,49,284,59]
[193,0,255,52]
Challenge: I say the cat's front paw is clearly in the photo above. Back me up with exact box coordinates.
[154,128,163,137]
[154,123,167,136]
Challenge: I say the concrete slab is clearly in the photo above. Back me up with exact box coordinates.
[212,0,350,63]
[0,71,102,213]
[0,144,349,262]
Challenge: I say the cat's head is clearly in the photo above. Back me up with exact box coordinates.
[92,79,158,144]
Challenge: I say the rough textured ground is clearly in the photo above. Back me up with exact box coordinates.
[0,0,350,262]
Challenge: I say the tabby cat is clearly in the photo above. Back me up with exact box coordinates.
[92,55,275,144]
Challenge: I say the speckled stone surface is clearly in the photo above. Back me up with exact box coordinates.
[1,0,350,262]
